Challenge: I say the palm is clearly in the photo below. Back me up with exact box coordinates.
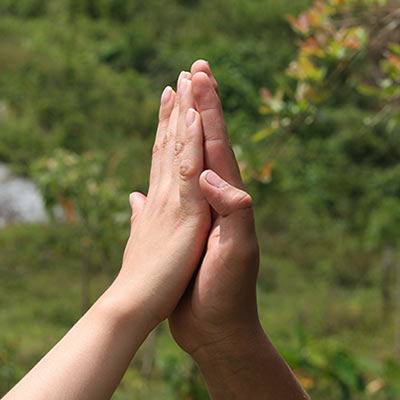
[169,219,224,354]
[169,60,259,355]
[169,214,258,354]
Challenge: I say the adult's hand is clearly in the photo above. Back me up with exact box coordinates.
[169,61,259,351]
[3,72,211,400]
[169,61,309,399]
[117,71,211,324]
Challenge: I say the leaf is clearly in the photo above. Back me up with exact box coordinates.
[389,43,400,56]
[357,83,380,97]
[289,56,324,82]
[287,14,310,34]
[252,127,276,142]
[299,37,325,57]
[261,161,274,183]
[258,105,272,115]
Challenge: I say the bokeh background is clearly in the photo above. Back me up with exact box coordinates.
[1,0,400,398]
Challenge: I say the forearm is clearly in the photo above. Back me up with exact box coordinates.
[192,325,309,400]
[3,280,157,400]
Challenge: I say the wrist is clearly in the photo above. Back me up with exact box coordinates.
[191,321,267,368]
[191,323,309,399]
[97,278,160,337]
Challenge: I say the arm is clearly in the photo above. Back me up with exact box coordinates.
[192,173,307,399]
[3,286,155,400]
[193,325,308,399]
[3,73,211,400]
[169,60,310,399]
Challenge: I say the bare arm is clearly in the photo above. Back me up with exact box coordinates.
[3,285,155,400]
[193,327,308,399]
[3,72,211,400]
[169,60,310,399]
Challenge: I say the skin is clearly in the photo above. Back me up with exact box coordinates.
[168,60,310,399]
[3,61,309,400]
[3,71,210,400]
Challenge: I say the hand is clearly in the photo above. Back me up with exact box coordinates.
[168,62,309,399]
[169,61,261,355]
[114,71,211,326]
[3,72,213,400]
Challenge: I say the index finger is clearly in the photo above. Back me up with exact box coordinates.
[191,70,244,189]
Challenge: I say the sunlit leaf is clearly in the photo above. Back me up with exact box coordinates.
[252,127,276,142]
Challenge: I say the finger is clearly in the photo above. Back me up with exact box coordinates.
[149,86,176,191]
[178,70,191,87]
[190,59,219,93]
[174,77,195,169]
[129,192,147,235]
[191,72,244,189]
[179,108,205,207]
[159,72,189,181]
[199,170,253,219]
[200,169,258,270]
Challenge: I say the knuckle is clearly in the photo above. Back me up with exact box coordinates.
[159,109,169,122]
[159,195,170,210]
[130,212,140,226]
[179,161,197,181]
[174,94,181,109]
[234,190,253,210]
[174,141,184,157]
[186,127,199,142]
[162,129,174,148]
[236,239,259,263]
[152,143,160,156]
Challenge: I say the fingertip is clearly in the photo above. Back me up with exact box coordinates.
[200,170,226,190]
[178,78,188,96]
[191,59,211,76]
[192,71,211,84]
[191,61,218,93]
[129,192,137,208]
[177,71,191,88]
[161,86,173,106]
[204,170,226,188]
[159,89,176,120]
[199,170,210,187]
[129,192,146,207]
[192,71,215,94]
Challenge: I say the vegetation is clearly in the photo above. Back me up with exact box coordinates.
[0,0,400,398]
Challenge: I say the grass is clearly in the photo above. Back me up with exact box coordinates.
[0,222,397,398]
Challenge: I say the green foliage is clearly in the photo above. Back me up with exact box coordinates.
[1,0,400,398]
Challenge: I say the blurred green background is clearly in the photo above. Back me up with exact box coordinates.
[1,0,400,398]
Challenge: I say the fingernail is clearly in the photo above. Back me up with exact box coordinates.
[178,71,189,88]
[186,108,196,127]
[161,86,172,106]
[179,78,188,95]
[198,60,211,75]
[205,171,225,188]
[178,70,186,81]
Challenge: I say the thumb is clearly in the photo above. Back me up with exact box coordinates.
[199,170,253,218]
[129,192,147,231]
